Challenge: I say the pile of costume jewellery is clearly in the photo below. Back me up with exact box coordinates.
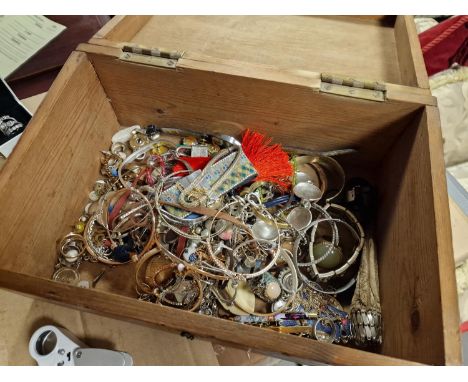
[54,125,382,346]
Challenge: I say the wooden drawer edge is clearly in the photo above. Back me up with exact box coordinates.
[394,16,430,89]
[425,106,462,365]
[0,269,420,366]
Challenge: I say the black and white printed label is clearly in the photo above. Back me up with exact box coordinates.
[0,78,31,157]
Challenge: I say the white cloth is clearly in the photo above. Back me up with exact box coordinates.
[414,17,439,34]
[430,67,468,168]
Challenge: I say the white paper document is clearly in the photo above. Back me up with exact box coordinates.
[0,15,66,79]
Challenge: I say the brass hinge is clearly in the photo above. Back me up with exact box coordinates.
[320,73,386,102]
[119,44,184,69]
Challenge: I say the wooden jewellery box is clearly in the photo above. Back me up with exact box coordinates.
[0,16,461,365]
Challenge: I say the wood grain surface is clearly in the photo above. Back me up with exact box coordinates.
[424,106,461,365]
[0,51,120,276]
[116,16,403,85]
[86,51,422,168]
[377,107,460,365]
[394,16,430,89]
[0,270,419,366]
[92,15,151,42]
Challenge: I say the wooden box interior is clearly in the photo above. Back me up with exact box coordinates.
[0,49,453,365]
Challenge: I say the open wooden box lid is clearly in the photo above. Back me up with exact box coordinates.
[85,16,434,105]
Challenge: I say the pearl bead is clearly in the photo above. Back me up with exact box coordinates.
[201,229,209,239]
[64,249,79,263]
[272,299,286,311]
[65,249,79,257]
[177,263,185,272]
[265,281,281,300]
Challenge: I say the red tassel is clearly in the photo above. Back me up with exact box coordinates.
[242,129,293,190]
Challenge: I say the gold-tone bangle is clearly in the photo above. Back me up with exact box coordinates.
[134,247,163,294]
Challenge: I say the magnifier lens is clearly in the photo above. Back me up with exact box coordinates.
[36,330,57,356]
